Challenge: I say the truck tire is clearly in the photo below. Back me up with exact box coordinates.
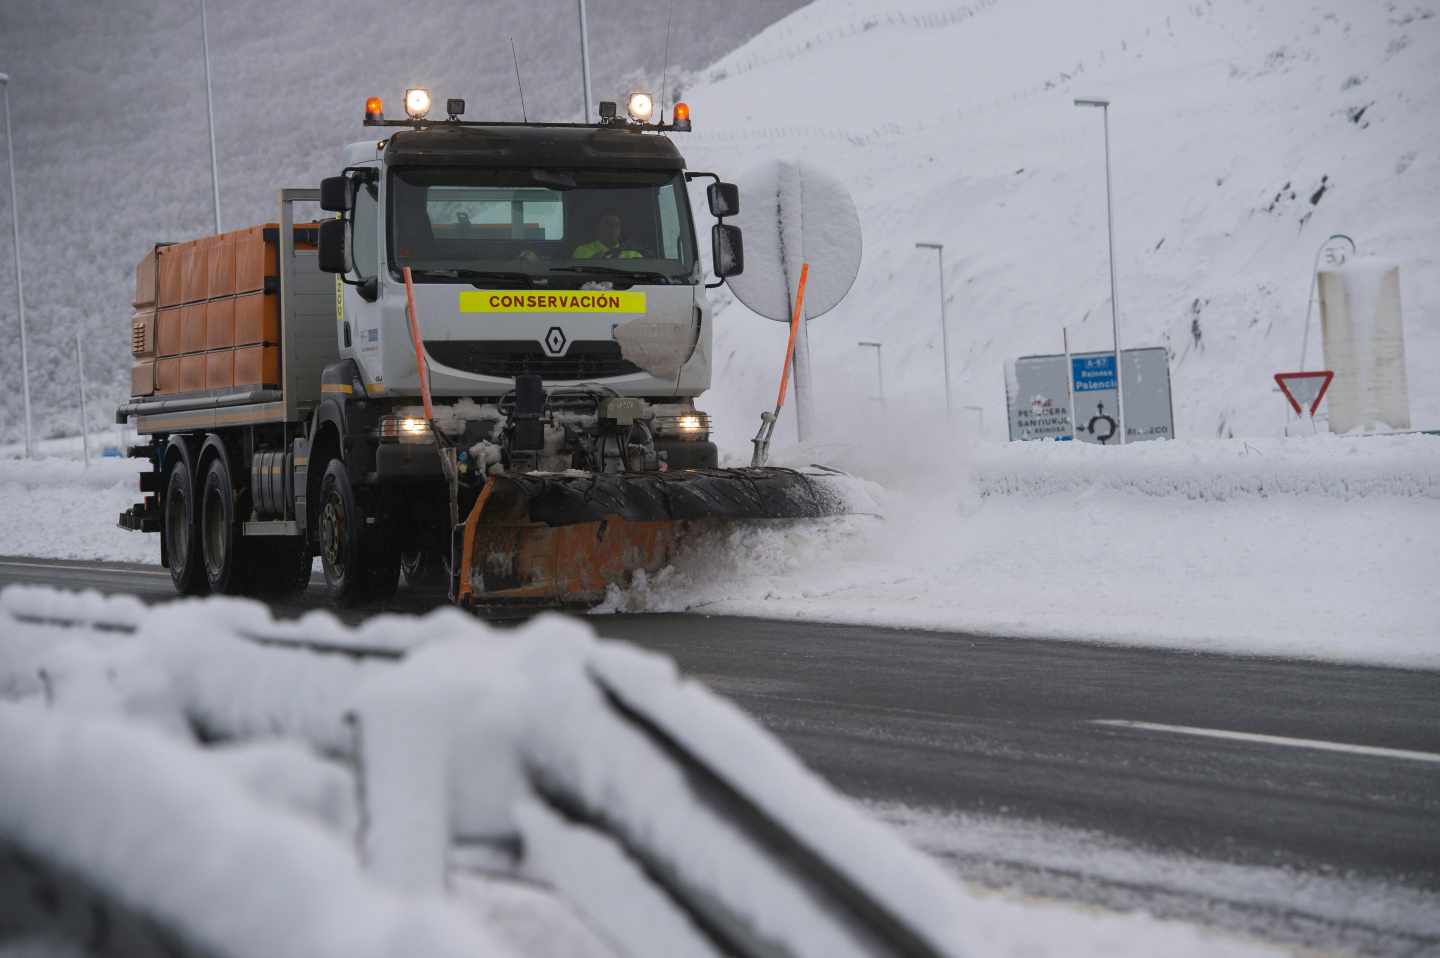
[317,459,399,605]
[200,457,248,595]
[163,458,208,596]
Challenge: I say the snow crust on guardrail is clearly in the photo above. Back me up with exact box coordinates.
[0,588,977,958]
[0,702,509,958]
[355,618,971,957]
[973,434,1440,501]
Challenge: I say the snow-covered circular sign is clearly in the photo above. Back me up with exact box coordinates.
[725,160,862,322]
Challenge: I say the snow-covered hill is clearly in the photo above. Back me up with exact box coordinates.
[680,0,1439,449]
[0,0,804,441]
[0,0,1433,446]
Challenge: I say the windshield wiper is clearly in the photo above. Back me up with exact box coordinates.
[549,265,679,285]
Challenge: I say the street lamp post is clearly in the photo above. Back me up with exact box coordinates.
[914,242,952,415]
[0,72,34,459]
[199,0,222,233]
[1074,97,1126,444]
[857,340,884,405]
[577,0,593,121]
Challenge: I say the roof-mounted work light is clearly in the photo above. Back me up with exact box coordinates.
[626,91,654,122]
[404,87,432,120]
[446,98,466,119]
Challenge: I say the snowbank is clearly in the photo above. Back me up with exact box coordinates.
[0,457,152,562]
[605,433,1440,669]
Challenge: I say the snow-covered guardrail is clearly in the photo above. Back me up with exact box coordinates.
[0,586,969,958]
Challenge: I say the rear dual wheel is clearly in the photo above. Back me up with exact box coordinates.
[166,454,309,598]
[200,458,247,595]
[163,458,208,596]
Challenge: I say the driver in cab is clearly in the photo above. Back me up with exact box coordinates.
[573,209,642,259]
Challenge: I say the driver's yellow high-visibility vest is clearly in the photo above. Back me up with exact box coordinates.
[573,240,642,259]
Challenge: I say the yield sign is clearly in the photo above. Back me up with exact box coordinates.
[1274,370,1335,416]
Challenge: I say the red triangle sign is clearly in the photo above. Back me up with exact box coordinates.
[1274,370,1334,416]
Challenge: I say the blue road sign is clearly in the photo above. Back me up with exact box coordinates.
[1072,355,1117,392]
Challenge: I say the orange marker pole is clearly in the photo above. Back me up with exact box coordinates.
[775,262,809,411]
[401,266,434,421]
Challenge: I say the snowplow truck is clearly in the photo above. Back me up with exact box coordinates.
[118,91,852,607]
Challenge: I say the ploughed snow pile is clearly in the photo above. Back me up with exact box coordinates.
[605,429,1440,669]
[0,586,1278,958]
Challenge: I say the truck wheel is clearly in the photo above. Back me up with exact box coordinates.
[317,460,398,605]
[163,458,208,596]
[200,457,248,595]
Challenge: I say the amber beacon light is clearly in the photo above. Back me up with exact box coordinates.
[364,96,384,122]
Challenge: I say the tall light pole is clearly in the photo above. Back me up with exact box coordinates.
[1074,97,1126,444]
[0,72,34,459]
[577,0,594,121]
[914,242,952,414]
[200,0,221,233]
[858,340,884,405]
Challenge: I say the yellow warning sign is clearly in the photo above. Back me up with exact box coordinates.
[460,290,647,314]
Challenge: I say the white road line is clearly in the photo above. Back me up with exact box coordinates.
[0,559,169,578]
[1090,719,1440,765]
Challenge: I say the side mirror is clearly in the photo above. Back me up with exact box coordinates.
[707,182,739,218]
[320,176,352,213]
[317,219,348,274]
[712,224,743,278]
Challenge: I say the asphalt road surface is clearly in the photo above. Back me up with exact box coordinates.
[3,555,1437,954]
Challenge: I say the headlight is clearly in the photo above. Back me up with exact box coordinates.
[653,411,711,440]
[379,415,433,443]
[626,91,654,122]
[404,88,432,119]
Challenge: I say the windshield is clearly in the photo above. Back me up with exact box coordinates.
[389,167,698,285]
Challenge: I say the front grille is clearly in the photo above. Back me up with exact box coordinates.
[424,340,643,381]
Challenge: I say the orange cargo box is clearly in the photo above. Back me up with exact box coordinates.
[180,239,210,305]
[234,225,277,295]
[155,357,180,395]
[131,308,155,358]
[131,360,155,397]
[205,297,235,350]
[133,246,160,309]
[205,350,234,390]
[235,290,280,345]
[157,245,184,308]
[235,344,281,387]
[156,307,182,357]
[179,355,207,392]
[180,304,207,355]
[207,234,236,299]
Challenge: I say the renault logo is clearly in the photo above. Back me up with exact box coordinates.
[543,326,567,356]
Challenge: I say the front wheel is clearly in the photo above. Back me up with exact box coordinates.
[317,460,399,606]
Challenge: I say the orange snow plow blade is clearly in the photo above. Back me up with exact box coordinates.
[454,468,860,608]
